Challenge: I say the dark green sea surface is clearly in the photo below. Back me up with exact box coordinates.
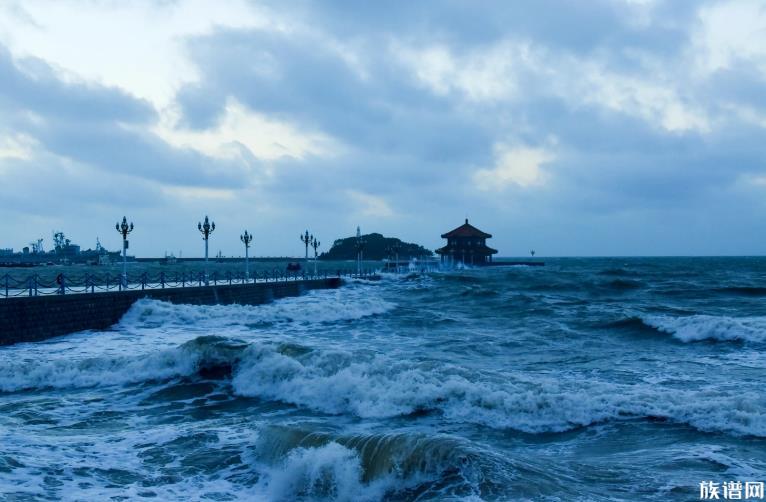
[0,258,764,500]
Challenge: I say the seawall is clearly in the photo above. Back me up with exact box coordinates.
[0,278,342,346]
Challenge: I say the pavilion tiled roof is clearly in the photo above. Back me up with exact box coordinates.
[435,244,498,255]
[440,219,492,239]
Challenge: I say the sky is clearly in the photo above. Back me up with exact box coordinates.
[1,0,765,257]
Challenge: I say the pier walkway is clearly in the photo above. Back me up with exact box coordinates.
[0,269,378,346]
[0,269,377,299]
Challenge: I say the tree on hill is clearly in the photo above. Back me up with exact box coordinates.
[319,233,433,261]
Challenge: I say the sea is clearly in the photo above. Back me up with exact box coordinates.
[0,257,764,501]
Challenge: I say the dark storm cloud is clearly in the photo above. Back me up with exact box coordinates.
[0,154,163,217]
[28,117,248,188]
[0,46,155,124]
[0,44,252,189]
[2,1,765,255]
[179,28,493,164]
[169,2,766,225]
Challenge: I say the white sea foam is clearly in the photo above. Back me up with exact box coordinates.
[0,336,238,392]
[254,442,386,502]
[250,430,469,501]
[0,412,263,500]
[6,264,765,500]
[118,286,396,331]
[231,341,766,438]
[642,314,766,343]
[679,445,766,479]
[0,284,396,394]
[3,329,764,438]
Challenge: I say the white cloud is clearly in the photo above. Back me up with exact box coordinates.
[155,98,341,163]
[0,133,38,161]
[1,0,765,256]
[693,0,766,75]
[721,102,766,129]
[395,40,537,102]
[397,37,711,134]
[346,190,394,217]
[573,63,711,133]
[161,186,236,201]
[473,144,555,190]
[0,0,274,107]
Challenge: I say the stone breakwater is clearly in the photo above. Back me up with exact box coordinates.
[0,278,342,345]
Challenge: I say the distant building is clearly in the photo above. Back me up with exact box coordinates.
[435,219,498,265]
[0,233,123,266]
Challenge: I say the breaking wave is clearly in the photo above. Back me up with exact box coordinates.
[251,427,507,501]
[256,441,377,501]
[118,289,396,331]
[641,314,766,343]
[230,342,766,438]
[0,336,244,393]
[4,335,764,437]
[0,285,397,394]
[5,260,766,500]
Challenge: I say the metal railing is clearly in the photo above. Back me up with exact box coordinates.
[0,268,378,298]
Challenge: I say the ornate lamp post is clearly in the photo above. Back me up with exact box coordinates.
[241,230,253,280]
[311,237,320,276]
[355,226,365,276]
[115,216,133,287]
[198,216,215,285]
[300,230,312,270]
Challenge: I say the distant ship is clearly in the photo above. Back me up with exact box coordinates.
[0,233,126,267]
[161,252,178,265]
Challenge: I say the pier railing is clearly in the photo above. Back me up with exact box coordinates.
[0,269,378,298]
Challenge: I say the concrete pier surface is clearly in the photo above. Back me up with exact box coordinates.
[0,277,341,346]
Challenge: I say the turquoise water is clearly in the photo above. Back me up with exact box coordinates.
[0,258,764,500]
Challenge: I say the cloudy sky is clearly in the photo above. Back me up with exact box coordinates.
[1,0,765,257]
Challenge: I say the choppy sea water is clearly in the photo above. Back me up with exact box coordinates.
[1,257,764,501]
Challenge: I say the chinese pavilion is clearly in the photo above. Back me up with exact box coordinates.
[435,219,498,265]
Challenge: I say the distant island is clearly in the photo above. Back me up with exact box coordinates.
[320,233,433,261]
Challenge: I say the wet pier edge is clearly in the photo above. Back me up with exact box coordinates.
[0,278,342,346]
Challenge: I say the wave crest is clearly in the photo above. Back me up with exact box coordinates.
[256,442,371,502]
[231,341,766,438]
[641,314,766,343]
[0,336,244,393]
[252,426,506,501]
[5,333,764,438]
[119,291,396,331]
